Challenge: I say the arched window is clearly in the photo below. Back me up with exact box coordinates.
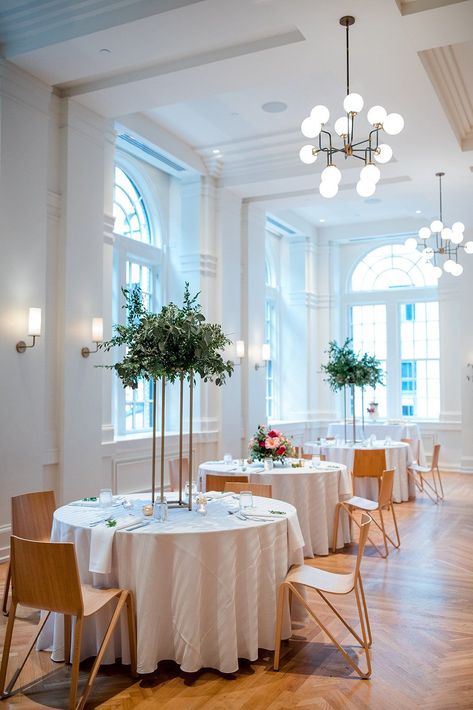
[351,244,438,291]
[113,164,162,435]
[113,166,152,244]
[347,242,439,420]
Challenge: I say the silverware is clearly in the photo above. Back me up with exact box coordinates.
[124,521,151,531]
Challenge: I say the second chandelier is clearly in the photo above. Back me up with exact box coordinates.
[299,16,404,199]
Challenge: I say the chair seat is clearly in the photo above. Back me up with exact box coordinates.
[345,495,378,511]
[81,584,124,617]
[410,464,430,474]
[286,563,355,595]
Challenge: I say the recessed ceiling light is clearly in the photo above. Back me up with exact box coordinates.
[319,218,325,223]
[99,48,111,54]
[212,149,221,155]
[416,209,422,214]
[262,101,288,113]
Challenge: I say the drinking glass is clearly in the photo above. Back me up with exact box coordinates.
[385,435,392,447]
[263,458,274,471]
[155,499,168,522]
[239,491,253,510]
[99,488,113,509]
[311,455,319,468]
[223,453,232,465]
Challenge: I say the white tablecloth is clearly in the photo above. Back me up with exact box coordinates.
[308,421,425,464]
[199,461,352,557]
[314,442,414,503]
[39,495,304,675]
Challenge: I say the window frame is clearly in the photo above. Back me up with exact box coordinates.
[343,242,439,421]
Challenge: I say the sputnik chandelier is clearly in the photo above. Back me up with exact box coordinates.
[405,172,473,278]
[299,16,404,199]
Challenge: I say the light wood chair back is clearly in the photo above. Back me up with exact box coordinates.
[302,452,326,461]
[10,536,83,616]
[0,536,137,710]
[12,490,56,541]
[353,449,386,478]
[378,469,395,510]
[223,482,272,498]
[3,491,56,616]
[431,443,441,468]
[169,457,189,490]
[206,473,248,492]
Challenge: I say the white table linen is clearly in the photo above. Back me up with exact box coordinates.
[307,421,425,464]
[199,461,352,557]
[315,441,414,503]
[39,495,304,675]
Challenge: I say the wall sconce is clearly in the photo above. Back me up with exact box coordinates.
[16,308,41,353]
[255,343,271,370]
[233,339,245,365]
[81,317,103,357]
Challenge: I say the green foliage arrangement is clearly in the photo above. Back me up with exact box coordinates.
[100,283,234,387]
[321,338,384,391]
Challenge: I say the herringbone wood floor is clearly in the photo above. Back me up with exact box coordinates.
[1,471,472,709]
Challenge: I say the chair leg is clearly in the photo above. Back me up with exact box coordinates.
[273,582,287,671]
[354,586,372,678]
[347,508,387,559]
[358,577,372,648]
[435,466,444,499]
[64,615,71,665]
[332,503,342,552]
[389,504,401,549]
[77,592,128,710]
[288,583,371,679]
[0,601,16,696]
[1,607,51,697]
[378,509,389,558]
[421,470,440,504]
[316,590,366,648]
[125,592,138,678]
[69,615,83,710]
[1,563,11,617]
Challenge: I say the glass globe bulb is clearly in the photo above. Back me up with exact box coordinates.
[453,263,463,276]
[464,241,473,254]
[441,227,452,241]
[444,259,455,273]
[321,164,342,185]
[451,231,463,245]
[367,105,387,126]
[374,144,392,164]
[299,144,317,164]
[319,181,338,199]
[310,104,330,125]
[356,180,376,198]
[343,92,364,114]
[404,237,418,251]
[430,219,443,233]
[422,247,434,260]
[383,112,404,135]
[418,226,431,239]
[334,116,349,137]
[301,117,321,139]
[360,163,381,184]
[432,266,443,278]
[452,221,465,233]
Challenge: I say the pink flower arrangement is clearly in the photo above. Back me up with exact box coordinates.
[248,425,294,462]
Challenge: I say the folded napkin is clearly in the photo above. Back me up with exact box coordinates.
[70,498,100,507]
[205,491,235,500]
[89,516,140,574]
[242,509,287,519]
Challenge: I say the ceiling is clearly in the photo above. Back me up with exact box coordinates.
[3,0,473,230]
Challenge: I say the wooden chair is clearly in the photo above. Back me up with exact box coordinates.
[400,437,421,467]
[2,490,56,616]
[0,536,137,710]
[168,457,189,491]
[223,482,273,498]
[274,513,373,679]
[406,443,443,504]
[205,473,249,492]
[333,469,400,558]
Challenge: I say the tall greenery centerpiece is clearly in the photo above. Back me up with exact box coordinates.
[321,339,384,442]
[100,284,233,507]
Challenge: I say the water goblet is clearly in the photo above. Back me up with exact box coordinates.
[99,488,113,509]
[223,453,232,465]
[239,491,253,510]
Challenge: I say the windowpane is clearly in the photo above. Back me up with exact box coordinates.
[350,304,387,418]
[265,299,277,419]
[351,244,439,291]
[113,167,152,244]
[400,301,439,418]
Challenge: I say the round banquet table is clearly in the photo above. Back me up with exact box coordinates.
[199,460,352,557]
[323,421,425,464]
[38,494,304,675]
[307,441,414,503]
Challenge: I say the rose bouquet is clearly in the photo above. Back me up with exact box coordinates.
[248,425,294,462]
